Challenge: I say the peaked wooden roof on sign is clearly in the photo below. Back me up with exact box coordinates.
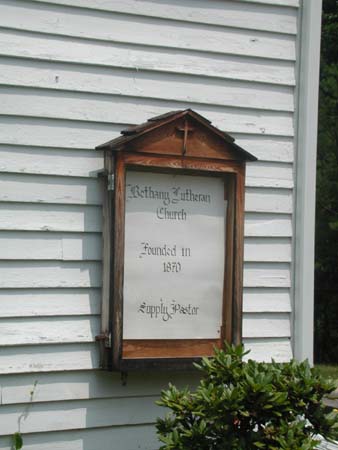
[96,109,257,161]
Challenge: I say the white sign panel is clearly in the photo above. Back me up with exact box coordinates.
[123,171,225,340]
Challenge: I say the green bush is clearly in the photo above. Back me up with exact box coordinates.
[156,344,338,449]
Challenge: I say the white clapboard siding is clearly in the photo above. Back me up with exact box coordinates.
[0,233,288,263]
[0,173,101,206]
[0,231,102,260]
[0,145,104,178]
[243,313,291,338]
[0,261,289,289]
[246,162,293,189]
[0,88,294,137]
[0,317,100,346]
[0,288,290,319]
[242,0,298,6]
[0,116,294,153]
[0,343,99,374]
[29,0,298,34]
[244,237,292,262]
[0,314,289,347]
[235,136,294,163]
[0,146,292,184]
[0,370,200,405]
[245,213,292,237]
[0,60,295,113]
[0,204,102,232]
[0,116,122,149]
[0,203,290,236]
[0,30,296,86]
[0,396,159,435]
[243,338,292,362]
[0,426,159,450]
[0,2,296,61]
[0,289,101,317]
[243,263,291,288]
[243,288,291,313]
[245,188,293,214]
[0,261,101,288]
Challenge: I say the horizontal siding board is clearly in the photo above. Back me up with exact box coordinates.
[0,313,289,346]
[0,116,122,149]
[0,145,104,178]
[0,204,102,232]
[243,262,291,287]
[0,288,290,319]
[0,88,294,136]
[0,426,159,450]
[235,136,294,163]
[246,162,293,189]
[0,343,99,374]
[0,60,295,112]
[0,204,290,236]
[241,0,299,6]
[244,237,292,262]
[0,317,100,346]
[0,146,293,180]
[243,313,291,338]
[0,261,102,288]
[0,232,102,261]
[0,30,296,85]
[243,338,292,362]
[0,261,288,288]
[0,233,289,263]
[28,0,298,34]
[243,288,291,313]
[0,371,199,405]
[244,213,292,237]
[0,289,101,317]
[1,370,200,405]
[0,173,101,206]
[0,117,293,154]
[245,188,293,214]
[0,1,296,60]
[0,396,159,435]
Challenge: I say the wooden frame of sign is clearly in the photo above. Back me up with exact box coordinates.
[96,110,256,371]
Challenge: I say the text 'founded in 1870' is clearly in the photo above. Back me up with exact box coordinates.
[123,170,225,340]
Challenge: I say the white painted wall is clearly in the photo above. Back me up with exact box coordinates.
[0,0,321,448]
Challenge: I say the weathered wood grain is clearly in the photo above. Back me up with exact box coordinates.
[0,30,296,85]
[0,261,102,288]
[243,337,292,362]
[243,288,291,313]
[0,1,296,60]
[0,288,101,317]
[0,59,294,112]
[0,343,99,374]
[0,203,102,232]
[0,87,294,136]
[244,262,291,288]
[28,0,298,34]
[243,313,291,338]
[0,317,100,346]
[244,237,292,262]
[0,173,101,205]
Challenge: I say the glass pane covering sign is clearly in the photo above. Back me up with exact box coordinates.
[123,170,225,340]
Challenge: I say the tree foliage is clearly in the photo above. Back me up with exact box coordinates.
[315,0,338,363]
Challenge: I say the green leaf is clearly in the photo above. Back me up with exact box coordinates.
[12,433,23,450]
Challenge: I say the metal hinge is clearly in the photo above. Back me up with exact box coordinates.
[95,332,111,348]
[108,174,115,191]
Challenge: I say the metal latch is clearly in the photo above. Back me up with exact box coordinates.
[95,332,111,348]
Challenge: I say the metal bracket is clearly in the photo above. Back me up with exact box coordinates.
[95,332,111,348]
[108,174,115,191]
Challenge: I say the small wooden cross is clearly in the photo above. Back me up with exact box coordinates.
[176,120,195,155]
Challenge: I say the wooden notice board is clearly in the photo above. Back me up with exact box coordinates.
[96,109,256,371]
